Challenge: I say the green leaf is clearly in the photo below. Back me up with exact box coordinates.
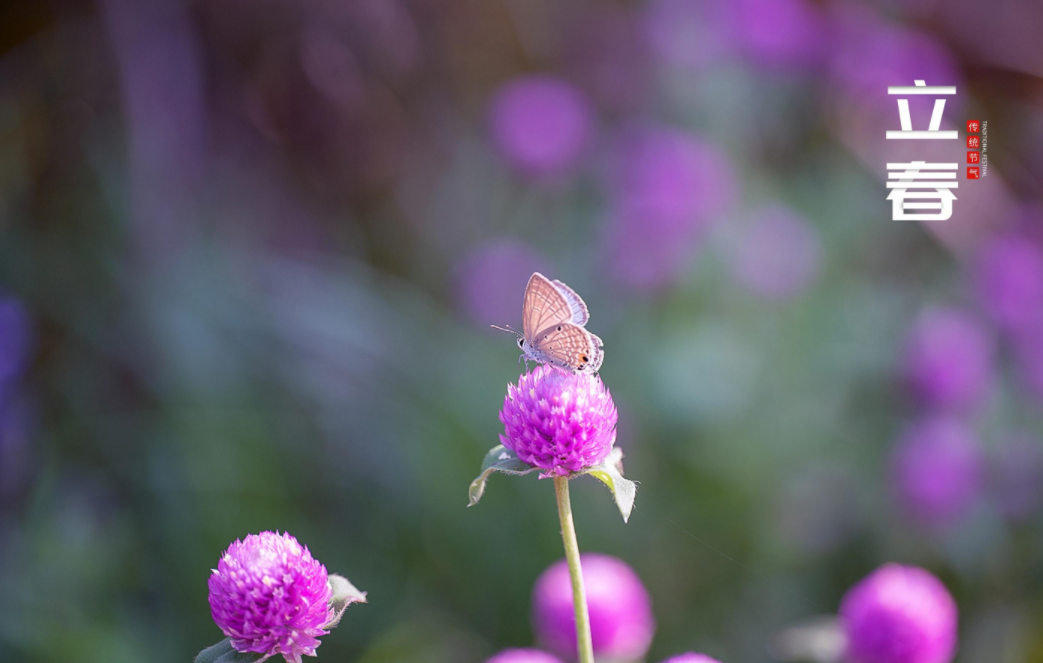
[582,447,637,523]
[326,573,368,628]
[193,638,266,663]
[467,445,538,507]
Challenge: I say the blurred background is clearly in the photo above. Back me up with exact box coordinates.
[2,0,1043,661]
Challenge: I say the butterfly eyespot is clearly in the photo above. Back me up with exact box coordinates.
[556,326,562,331]
[581,355,588,363]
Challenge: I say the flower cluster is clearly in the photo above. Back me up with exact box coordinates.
[208,531,334,663]
[840,564,957,663]
[533,554,655,661]
[499,365,618,477]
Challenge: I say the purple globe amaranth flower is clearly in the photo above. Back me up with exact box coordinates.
[729,0,825,70]
[827,5,961,117]
[891,417,983,527]
[972,234,1043,333]
[840,564,958,663]
[730,205,822,300]
[500,365,618,477]
[208,531,334,663]
[486,649,565,663]
[902,307,994,412]
[601,124,736,291]
[660,655,724,663]
[488,75,594,178]
[456,239,548,330]
[533,553,655,661]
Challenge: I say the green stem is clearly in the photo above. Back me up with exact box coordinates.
[554,476,594,663]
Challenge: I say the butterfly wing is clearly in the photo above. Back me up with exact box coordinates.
[584,333,605,373]
[551,279,590,326]
[522,273,576,341]
[531,323,599,371]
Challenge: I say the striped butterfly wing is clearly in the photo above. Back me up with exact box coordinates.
[522,273,579,341]
[551,279,590,326]
[531,322,599,371]
[585,332,605,373]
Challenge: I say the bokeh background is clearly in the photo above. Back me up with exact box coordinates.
[2,0,1043,661]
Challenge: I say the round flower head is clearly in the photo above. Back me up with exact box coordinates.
[973,234,1043,333]
[455,239,548,330]
[533,553,654,661]
[891,417,983,527]
[208,531,334,663]
[488,75,594,178]
[729,0,824,70]
[661,655,724,663]
[486,649,565,663]
[500,365,618,477]
[601,124,735,291]
[903,307,993,412]
[840,564,957,663]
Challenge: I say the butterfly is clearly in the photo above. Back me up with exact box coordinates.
[493,272,604,373]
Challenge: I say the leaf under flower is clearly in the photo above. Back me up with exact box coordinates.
[194,638,264,663]
[325,574,368,628]
[468,444,539,506]
[580,447,637,523]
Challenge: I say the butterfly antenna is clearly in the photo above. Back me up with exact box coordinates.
[490,324,521,337]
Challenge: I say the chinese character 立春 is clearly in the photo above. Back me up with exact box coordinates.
[887,161,958,221]
[886,80,958,140]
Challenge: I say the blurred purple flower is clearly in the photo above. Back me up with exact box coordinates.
[486,649,564,663]
[533,553,654,661]
[0,296,32,384]
[601,124,736,291]
[642,0,735,71]
[972,234,1043,333]
[729,0,825,70]
[839,564,957,663]
[990,433,1043,521]
[902,307,994,412]
[730,206,821,300]
[455,240,548,330]
[827,6,961,116]
[660,655,724,663]
[891,417,983,527]
[488,76,594,178]
[208,531,334,663]
[500,366,617,478]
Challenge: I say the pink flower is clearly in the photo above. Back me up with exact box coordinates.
[660,655,724,663]
[500,366,618,477]
[533,553,654,661]
[891,417,983,527]
[840,565,957,663]
[903,307,994,412]
[208,531,334,663]
[488,76,594,178]
[973,234,1043,333]
[486,649,564,663]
